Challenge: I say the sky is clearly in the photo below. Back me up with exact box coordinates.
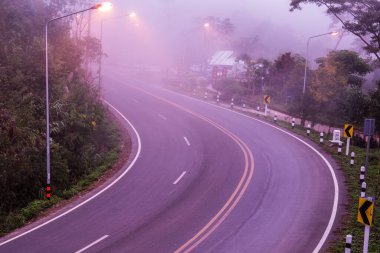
[92,0,358,67]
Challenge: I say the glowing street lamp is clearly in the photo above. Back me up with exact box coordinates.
[94,2,113,12]
[302,31,339,94]
[128,12,137,18]
[44,2,112,199]
[203,22,210,28]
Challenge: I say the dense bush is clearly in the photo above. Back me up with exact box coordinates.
[0,0,121,232]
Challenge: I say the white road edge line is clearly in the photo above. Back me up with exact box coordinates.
[184,137,191,146]
[75,235,109,253]
[158,114,167,120]
[161,87,339,253]
[173,171,187,185]
[0,101,142,247]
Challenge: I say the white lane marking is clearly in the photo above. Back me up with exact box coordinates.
[159,87,339,253]
[173,171,187,185]
[184,137,191,146]
[75,235,109,253]
[158,114,167,120]
[0,101,142,247]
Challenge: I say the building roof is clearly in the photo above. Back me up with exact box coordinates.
[209,51,236,66]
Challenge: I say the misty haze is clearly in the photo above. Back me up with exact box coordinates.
[0,1,379,253]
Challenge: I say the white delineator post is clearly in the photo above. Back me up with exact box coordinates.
[345,234,352,253]
[264,104,268,116]
[230,98,234,108]
[360,166,366,184]
[320,132,324,144]
[350,152,355,167]
[204,92,208,100]
[361,182,366,197]
[274,114,277,123]
[291,118,295,129]
[307,123,311,136]
[338,141,342,155]
[216,94,220,104]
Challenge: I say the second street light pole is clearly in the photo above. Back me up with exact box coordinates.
[45,2,112,199]
[302,31,338,95]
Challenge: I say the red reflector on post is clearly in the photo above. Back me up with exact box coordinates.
[46,184,51,199]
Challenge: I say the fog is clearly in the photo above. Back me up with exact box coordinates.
[91,0,357,68]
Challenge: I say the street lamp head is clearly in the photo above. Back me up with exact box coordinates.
[331,31,339,36]
[204,22,210,28]
[94,2,113,12]
[128,12,137,18]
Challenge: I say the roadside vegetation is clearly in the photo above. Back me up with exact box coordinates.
[0,0,126,236]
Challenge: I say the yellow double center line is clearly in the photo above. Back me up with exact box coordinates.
[129,85,255,253]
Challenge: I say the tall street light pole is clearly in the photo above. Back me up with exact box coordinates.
[45,2,112,199]
[99,12,137,88]
[302,31,338,94]
[202,23,211,74]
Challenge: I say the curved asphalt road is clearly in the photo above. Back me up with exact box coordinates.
[0,67,342,253]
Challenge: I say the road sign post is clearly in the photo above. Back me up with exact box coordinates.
[357,196,374,253]
[363,119,378,198]
[344,124,354,156]
[364,119,375,170]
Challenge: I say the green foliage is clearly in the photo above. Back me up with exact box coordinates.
[268,52,305,101]
[308,50,372,125]
[290,0,380,63]
[0,0,121,235]
[369,81,380,134]
[213,78,248,103]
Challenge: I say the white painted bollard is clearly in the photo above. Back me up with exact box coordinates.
[274,114,277,123]
[307,123,311,136]
[230,98,234,108]
[345,234,352,253]
[320,132,324,144]
[360,166,366,184]
[361,182,366,197]
[338,142,342,155]
[216,95,220,104]
[204,92,208,100]
[243,103,246,108]
[291,118,295,129]
[350,152,355,166]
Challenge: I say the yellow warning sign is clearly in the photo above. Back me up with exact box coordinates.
[357,197,374,226]
[264,95,271,105]
[344,124,354,138]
